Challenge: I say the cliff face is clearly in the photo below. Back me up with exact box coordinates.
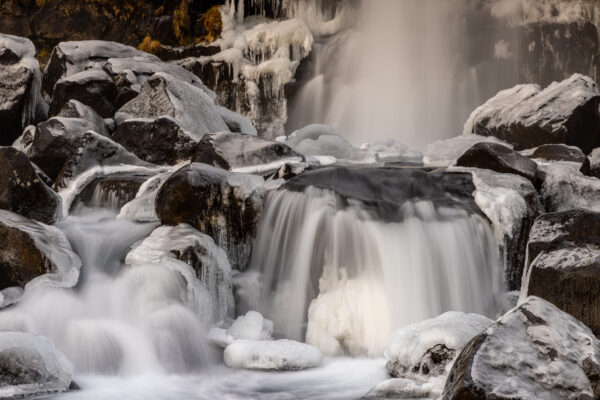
[0,0,223,57]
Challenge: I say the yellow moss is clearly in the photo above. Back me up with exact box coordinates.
[154,5,164,16]
[173,0,191,46]
[198,6,222,43]
[138,35,162,54]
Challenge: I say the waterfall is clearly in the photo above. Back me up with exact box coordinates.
[249,186,502,356]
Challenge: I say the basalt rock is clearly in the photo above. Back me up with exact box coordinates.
[581,148,600,179]
[523,143,587,163]
[0,147,60,224]
[456,142,538,182]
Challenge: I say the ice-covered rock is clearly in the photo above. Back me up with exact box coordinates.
[539,162,600,213]
[0,331,73,398]
[0,34,44,146]
[226,311,273,341]
[521,209,600,336]
[462,168,543,290]
[155,163,266,271]
[126,224,234,325]
[423,135,513,167]
[224,339,322,371]
[365,377,444,400]
[456,142,538,182]
[49,69,118,118]
[0,146,61,224]
[13,100,109,181]
[193,132,303,171]
[581,147,600,179]
[464,74,600,153]
[118,171,174,223]
[443,297,600,400]
[216,106,257,135]
[0,210,81,296]
[360,139,423,165]
[284,124,364,160]
[76,172,152,211]
[207,327,234,349]
[385,312,492,379]
[521,143,586,163]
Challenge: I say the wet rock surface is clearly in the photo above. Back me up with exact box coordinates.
[456,142,538,182]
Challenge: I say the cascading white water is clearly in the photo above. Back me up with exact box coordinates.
[0,208,216,376]
[249,187,501,356]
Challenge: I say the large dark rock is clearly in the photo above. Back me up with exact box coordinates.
[456,142,538,182]
[0,34,44,146]
[0,210,80,290]
[443,296,600,400]
[464,74,600,153]
[521,209,600,336]
[112,117,198,165]
[155,163,265,271]
[193,132,303,170]
[49,69,119,118]
[523,143,587,163]
[13,100,108,182]
[581,148,600,179]
[284,166,486,222]
[0,147,60,224]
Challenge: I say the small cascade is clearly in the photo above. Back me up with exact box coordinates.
[249,185,501,356]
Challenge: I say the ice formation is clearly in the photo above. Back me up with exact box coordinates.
[539,162,600,212]
[118,170,176,222]
[224,339,322,371]
[226,311,273,341]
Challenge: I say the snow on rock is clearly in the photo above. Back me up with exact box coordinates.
[459,167,543,290]
[126,224,235,325]
[0,210,81,302]
[0,33,44,146]
[424,135,513,167]
[224,339,322,371]
[539,161,600,213]
[464,74,600,153]
[226,311,273,341]
[520,143,586,163]
[360,139,423,165]
[385,312,492,380]
[0,331,73,398]
[114,72,228,144]
[118,171,175,223]
[284,124,366,161]
[443,296,600,400]
[216,105,257,135]
[365,377,445,400]
[193,131,303,172]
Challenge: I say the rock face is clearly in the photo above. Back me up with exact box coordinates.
[456,142,538,182]
[522,143,586,163]
[193,132,303,171]
[48,69,118,118]
[464,74,600,153]
[0,147,60,224]
[0,34,44,145]
[443,297,600,400]
[13,100,108,182]
[521,209,600,336]
[0,210,81,291]
[468,169,543,290]
[581,148,600,179]
[539,162,600,213]
[155,163,265,271]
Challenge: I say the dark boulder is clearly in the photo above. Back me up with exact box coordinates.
[523,143,587,163]
[581,148,600,179]
[155,163,265,270]
[48,69,119,118]
[0,34,44,145]
[112,117,198,165]
[0,147,60,224]
[456,142,538,182]
[13,100,108,182]
[192,132,303,171]
[521,209,600,336]
[464,74,600,153]
[443,296,600,400]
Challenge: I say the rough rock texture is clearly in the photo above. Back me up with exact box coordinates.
[0,147,60,224]
[193,132,303,170]
[456,142,538,182]
[13,100,108,181]
[539,162,600,213]
[581,148,600,179]
[112,117,198,165]
[0,210,80,291]
[466,168,543,291]
[443,297,600,400]
[464,74,600,153]
[155,163,265,271]
[0,34,44,145]
[521,209,600,336]
[48,69,118,118]
[522,143,586,163]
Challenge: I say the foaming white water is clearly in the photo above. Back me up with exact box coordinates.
[0,209,215,376]
[249,188,501,356]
